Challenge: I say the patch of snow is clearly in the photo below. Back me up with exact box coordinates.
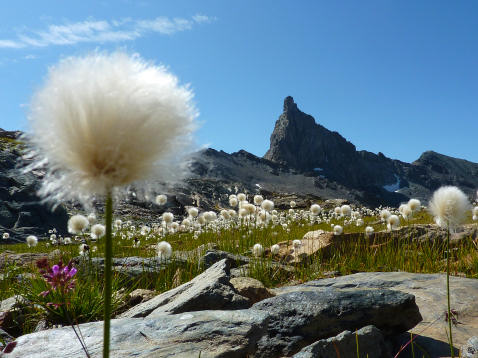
[383,174,401,192]
[255,183,262,189]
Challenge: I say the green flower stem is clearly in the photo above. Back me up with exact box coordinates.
[103,189,113,358]
[446,224,454,358]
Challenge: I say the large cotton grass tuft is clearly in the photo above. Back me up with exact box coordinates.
[24,52,198,206]
[429,186,470,231]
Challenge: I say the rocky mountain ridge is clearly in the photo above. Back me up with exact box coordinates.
[1,97,478,239]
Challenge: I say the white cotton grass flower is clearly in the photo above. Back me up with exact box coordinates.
[261,200,274,212]
[408,199,421,212]
[252,243,264,257]
[290,201,296,208]
[188,207,199,218]
[292,239,302,250]
[379,209,391,222]
[356,218,364,227]
[340,205,352,217]
[365,226,374,236]
[229,197,238,207]
[401,205,413,220]
[473,206,478,221]
[253,195,264,206]
[387,215,400,231]
[26,235,38,247]
[68,214,89,234]
[24,51,198,206]
[156,241,172,261]
[429,186,471,231]
[87,213,96,224]
[162,212,174,224]
[2,233,9,239]
[334,207,341,215]
[114,219,123,229]
[271,244,280,255]
[237,193,247,202]
[310,204,321,216]
[90,224,106,239]
[156,194,167,206]
[333,225,343,235]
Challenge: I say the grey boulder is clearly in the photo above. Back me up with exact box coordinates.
[119,259,250,318]
[252,288,421,357]
[8,309,269,358]
[292,325,391,358]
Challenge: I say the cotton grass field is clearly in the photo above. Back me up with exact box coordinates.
[2,194,478,339]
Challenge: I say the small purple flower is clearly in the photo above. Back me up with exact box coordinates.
[36,259,78,301]
[52,265,60,275]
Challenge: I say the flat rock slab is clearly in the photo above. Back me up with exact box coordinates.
[8,310,269,358]
[292,325,391,358]
[252,287,421,357]
[119,259,250,318]
[274,271,478,357]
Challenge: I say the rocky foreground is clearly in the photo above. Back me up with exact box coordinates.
[1,255,478,357]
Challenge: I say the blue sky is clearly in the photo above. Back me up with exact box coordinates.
[0,0,477,163]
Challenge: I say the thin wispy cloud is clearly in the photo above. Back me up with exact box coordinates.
[0,14,214,49]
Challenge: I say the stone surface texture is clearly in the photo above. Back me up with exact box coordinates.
[230,277,275,304]
[274,271,478,357]
[292,325,391,358]
[119,259,250,318]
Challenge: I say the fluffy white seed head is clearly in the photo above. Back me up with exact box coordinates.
[473,206,478,217]
[408,199,421,212]
[237,193,246,202]
[252,243,264,257]
[292,239,302,249]
[429,186,471,230]
[271,244,280,255]
[26,235,38,247]
[162,212,174,224]
[356,219,364,227]
[310,204,321,216]
[156,194,167,206]
[204,211,217,222]
[333,225,343,235]
[380,209,391,222]
[188,207,199,218]
[87,213,96,224]
[229,197,238,207]
[90,224,106,239]
[253,195,264,206]
[2,233,9,239]
[156,241,172,260]
[334,207,341,215]
[340,205,352,216]
[261,200,274,212]
[68,214,89,234]
[401,205,412,220]
[290,201,296,208]
[25,52,198,206]
[387,215,400,231]
[365,226,374,236]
